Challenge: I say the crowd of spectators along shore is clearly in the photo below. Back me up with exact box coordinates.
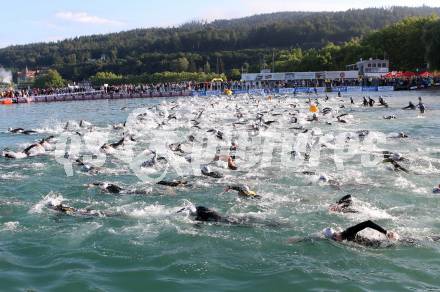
[1,77,439,99]
[0,87,87,98]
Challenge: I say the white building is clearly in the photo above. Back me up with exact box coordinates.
[347,58,389,77]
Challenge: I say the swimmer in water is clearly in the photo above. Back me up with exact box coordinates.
[378,97,388,107]
[290,221,440,247]
[74,158,100,173]
[89,182,123,194]
[140,151,167,168]
[227,156,237,170]
[157,180,188,187]
[307,114,318,122]
[88,182,150,195]
[387,132,408,139]
[101,135,135,152]
[1,136,53,159]
[402,101,416,110]
[368,97,375,107]
[382,152,405,161]
[417,97,425,114]
[382,158,409,173]
[433,184,440,194]
[322,220,398,247]
[225,184,261,199]
[79,120,93,129]
[47,202,112,217]
[177,205,236,224]
[383,115,396,120]
[201,165,224,179]
[362,97,368,107]
[177,205,282,227]
[8,128,37,135]
[336,113,348,123]
[328,195,358,213]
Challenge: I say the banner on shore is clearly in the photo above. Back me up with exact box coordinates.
[278,87,326,94]
[292,72,316,80]
[362,86,378,92]
[278,88,296,94]
[325,71,358,80]
[332,86,347,92]
[242,71,360,81]
[377,86,395,92]
[346,86,363,92]
[248,89,266,95]
[205,90,222,96]
[193,85,395,96]
[232,90,248,94]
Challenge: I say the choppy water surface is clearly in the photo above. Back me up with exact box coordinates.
[0,91,440,291]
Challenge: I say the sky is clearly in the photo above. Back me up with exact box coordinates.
[1,0,439,48]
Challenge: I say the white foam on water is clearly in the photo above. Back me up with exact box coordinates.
[0,172,28,180]
[29,192,65,214]
[1,221,20,232]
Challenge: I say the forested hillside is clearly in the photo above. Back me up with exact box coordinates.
[1,6,440,81]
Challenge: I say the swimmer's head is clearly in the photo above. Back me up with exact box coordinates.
[329,204,341,212]
[392,153,402,160]
[177,204,197,215]
[323,227,335,239]
[201,165,210,173]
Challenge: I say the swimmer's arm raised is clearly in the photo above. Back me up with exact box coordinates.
[341,220,387,241]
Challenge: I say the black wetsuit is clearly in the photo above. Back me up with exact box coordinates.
[335,195,357,213]
[106,184,123,194]
[378,98,388,107]
[193,206,237,224]
[157,180,187,187]
[48,204,111,217]
[341,220,387,243]
[383,158,409,173]
[201,168,224,178]
[418,102,425,114]
[363,97,368,106]
[403,102,416,110]
[9,128,24,133]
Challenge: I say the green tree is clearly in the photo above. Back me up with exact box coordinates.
[170,57,189,72]
[90,71,123,86]
[204,61,211,73]
[424,20,440,70]
[33,69,65,88]
[229,68,241,80]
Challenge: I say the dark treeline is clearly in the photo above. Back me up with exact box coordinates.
[1,6,440,82]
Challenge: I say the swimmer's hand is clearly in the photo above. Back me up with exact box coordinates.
[386,231,399,241]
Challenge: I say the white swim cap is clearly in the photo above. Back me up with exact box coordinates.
[201,165,210,173]
[323,227,335,239]
[392,153,402,160]
[188,204,197,214]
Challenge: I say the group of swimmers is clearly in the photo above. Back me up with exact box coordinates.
[1,93,438,249]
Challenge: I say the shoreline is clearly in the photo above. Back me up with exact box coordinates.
[1,85,439,105]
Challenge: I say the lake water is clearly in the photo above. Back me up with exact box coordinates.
[0,90,439,291]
